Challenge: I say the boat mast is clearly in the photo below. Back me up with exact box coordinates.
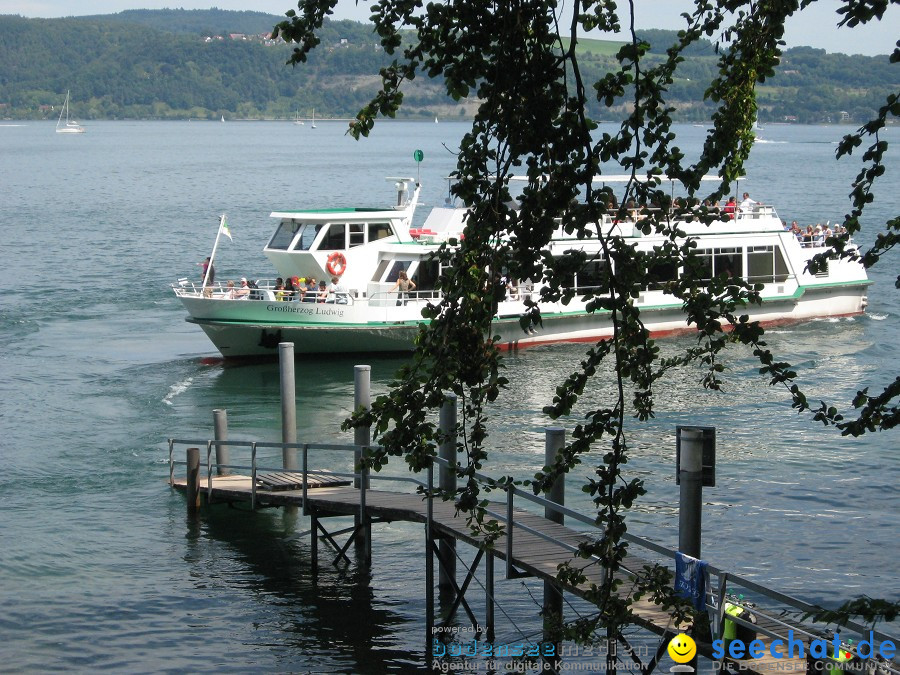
[57,91,69,129]
[203,214,227,288]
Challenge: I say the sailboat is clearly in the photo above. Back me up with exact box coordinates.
[294,109,304,126]
[311,109,317,129]
[56,91,85,134]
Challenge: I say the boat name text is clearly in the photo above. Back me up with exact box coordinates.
[266,304,346,318]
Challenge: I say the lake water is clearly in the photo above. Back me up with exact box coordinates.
[0,120,897,672]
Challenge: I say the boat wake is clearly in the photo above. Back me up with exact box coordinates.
[162,377,194,405]
[811,316,856,323]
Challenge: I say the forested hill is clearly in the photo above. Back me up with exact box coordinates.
[77,8,293,35]
[0,10,894,123]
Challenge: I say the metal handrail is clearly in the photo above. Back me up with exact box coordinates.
[168,437,898,655]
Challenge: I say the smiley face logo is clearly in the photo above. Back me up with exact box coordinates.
[668,634,697,663]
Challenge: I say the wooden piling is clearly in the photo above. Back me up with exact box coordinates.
[425,464,435,665]
[678,427,704,558]
[543,427,565,664]
[354,365,371,563]
[485,552,495,642]
[213,409,230,476]
[186,447,201,515]
[438,394,457,597]
[279,342,298,470]
[678,426,711,658]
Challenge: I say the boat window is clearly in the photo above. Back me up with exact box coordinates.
[297,223,323,251]
[713,247,743,280]
[645,259,677,290]
[747,245,789,284]
[682,248,714,281]
[682,247,745,283]
[369,222,393,242]
[413,260,441,291]
[319,224,347,251]
[372,260,391,282]
[349,224,365,248]
[268,220,302,250]
[774,247,789,282]
[385,260,412,283]
[551,255,577,288]
[576,258,608,291]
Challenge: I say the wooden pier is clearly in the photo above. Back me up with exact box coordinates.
[168,437,898,675]
[168,356,898,674]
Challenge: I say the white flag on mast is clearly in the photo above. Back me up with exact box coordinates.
[220,215,233,241]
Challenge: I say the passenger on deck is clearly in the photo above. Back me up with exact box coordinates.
[739,192,759,214]
[283,277,295,300]
[274,278,285,300]
[305,277,318,302]
[803,225,815,245]
[224,280,237,299]
[723,197,737,219]
[519,278,534,302]
[390,270,416,306]
[626,199,640,220]
[327,276,348,304]
[821,223,833,241]
[295,277,308,302]
[317,280,328,303]
[233,278,251,299]
[506,277,519,300]
[200,257,215,296]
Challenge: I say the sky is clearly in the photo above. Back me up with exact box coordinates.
[1,0,895,57]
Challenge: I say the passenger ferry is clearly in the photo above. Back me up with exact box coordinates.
[173,177,870,358]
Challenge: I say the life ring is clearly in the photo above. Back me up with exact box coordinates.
[326,252,347,277]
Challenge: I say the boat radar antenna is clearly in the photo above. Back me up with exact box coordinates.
[386,177,415,207]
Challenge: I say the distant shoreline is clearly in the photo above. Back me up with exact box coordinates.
[3,117,894,126]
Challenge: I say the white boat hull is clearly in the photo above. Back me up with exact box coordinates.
[181,281,868,358]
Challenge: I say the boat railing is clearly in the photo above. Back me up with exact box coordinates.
[173,280,448,308]
[365,289,441,308]
[735,204,779,221]
[173,279,357,304]
[561,205,786,237]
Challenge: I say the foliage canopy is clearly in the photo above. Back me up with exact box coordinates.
[274,0,899,650]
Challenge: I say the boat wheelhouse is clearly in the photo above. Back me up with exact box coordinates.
[173,177,870,358]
